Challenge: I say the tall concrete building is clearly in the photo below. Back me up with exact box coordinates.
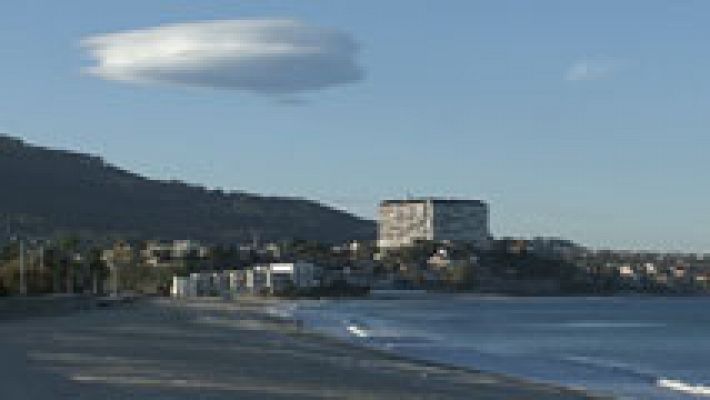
[378,198,490,248]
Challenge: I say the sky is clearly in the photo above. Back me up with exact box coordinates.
[1,0,709,252]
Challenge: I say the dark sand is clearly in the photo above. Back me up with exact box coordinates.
[0,297,609,399]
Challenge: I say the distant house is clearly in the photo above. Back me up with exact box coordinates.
[171,276,190,297]
[101,241,137,267]
[266,262,317,294]
[238,262,318,295]
[618,264,636,278]
[142,240,210,268]
[246,266,270,294]
[171,271,230,298]
[171,240,209,259]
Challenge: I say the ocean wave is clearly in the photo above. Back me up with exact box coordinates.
[346,322,370,338]
[292,297,710,400]
[556,321,666,329]
[563,355,656,381]
[565,356,710,397]
[657,378,710,397]
[341,318,436,348]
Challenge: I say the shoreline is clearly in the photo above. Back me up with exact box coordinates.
[0,295,98,321]
[200,296,611,399]
[0,296,610,399]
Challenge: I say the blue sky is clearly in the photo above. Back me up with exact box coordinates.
[1,1,709,251]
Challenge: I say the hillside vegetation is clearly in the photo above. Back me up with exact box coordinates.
[0,135,374,243]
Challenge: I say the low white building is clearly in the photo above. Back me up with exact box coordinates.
[172,262,319,297]
[171,276,191,297]
[269,263,316,289]
[246,266,270,294]
[242,262,317,295]
[171,271,231,298]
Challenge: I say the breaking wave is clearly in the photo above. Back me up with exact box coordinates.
[657,379,710,397]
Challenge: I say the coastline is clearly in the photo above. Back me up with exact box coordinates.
[0,295,610,399]
[0,295,98,321]
[263,309,608,399]
[186,297,611,399]
[282,294,710,399]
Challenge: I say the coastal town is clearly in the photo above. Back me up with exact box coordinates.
[3,3,710,398]
[2,198,709,298]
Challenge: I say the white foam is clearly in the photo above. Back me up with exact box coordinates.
[292,297,710,400]
[346,324,370,338]
[657,378,710,396]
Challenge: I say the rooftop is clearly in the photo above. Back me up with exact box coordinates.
[380,198,487,206]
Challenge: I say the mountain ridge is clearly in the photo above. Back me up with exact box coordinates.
[0,134,375,243]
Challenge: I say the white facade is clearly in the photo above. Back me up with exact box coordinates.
[171,276,191,297]
[171,262,319,297]
[243,262,317,294]
[378,199,490,248]
[268,262,316,289]
[172,240,206,258]
[246,266,269,294]
[171,271,232,298]
[143,240,209,267]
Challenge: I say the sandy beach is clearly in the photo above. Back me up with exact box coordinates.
[0,297,606,399]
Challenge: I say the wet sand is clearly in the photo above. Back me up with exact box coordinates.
[0,297,608,399]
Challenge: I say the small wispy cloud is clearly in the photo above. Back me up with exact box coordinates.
[80,19,364,95]
[565,58,625,82]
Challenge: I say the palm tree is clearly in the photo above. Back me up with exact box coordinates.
[87,248,108,295]
[58,235,80,294]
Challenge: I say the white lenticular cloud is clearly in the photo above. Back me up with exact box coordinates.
[81,19,364,94]
[565,58,623,82]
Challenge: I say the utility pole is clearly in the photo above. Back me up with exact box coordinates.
[39,243,44,272]
[92,255,99,295]
[66,254,74,295]
[19,239,26,296]
[110,260,119,297]
[38,242,46,294]
[39,243,44,271]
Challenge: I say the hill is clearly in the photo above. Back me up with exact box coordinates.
[0,135,375,243]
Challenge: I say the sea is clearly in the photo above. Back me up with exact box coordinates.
[270,295,710,399]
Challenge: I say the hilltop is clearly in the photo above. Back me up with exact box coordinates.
[0,135,374,243]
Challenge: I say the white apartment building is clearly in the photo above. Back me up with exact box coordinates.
[245,262,317,294]
[378,198,490,248]
[171,272,229,297]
